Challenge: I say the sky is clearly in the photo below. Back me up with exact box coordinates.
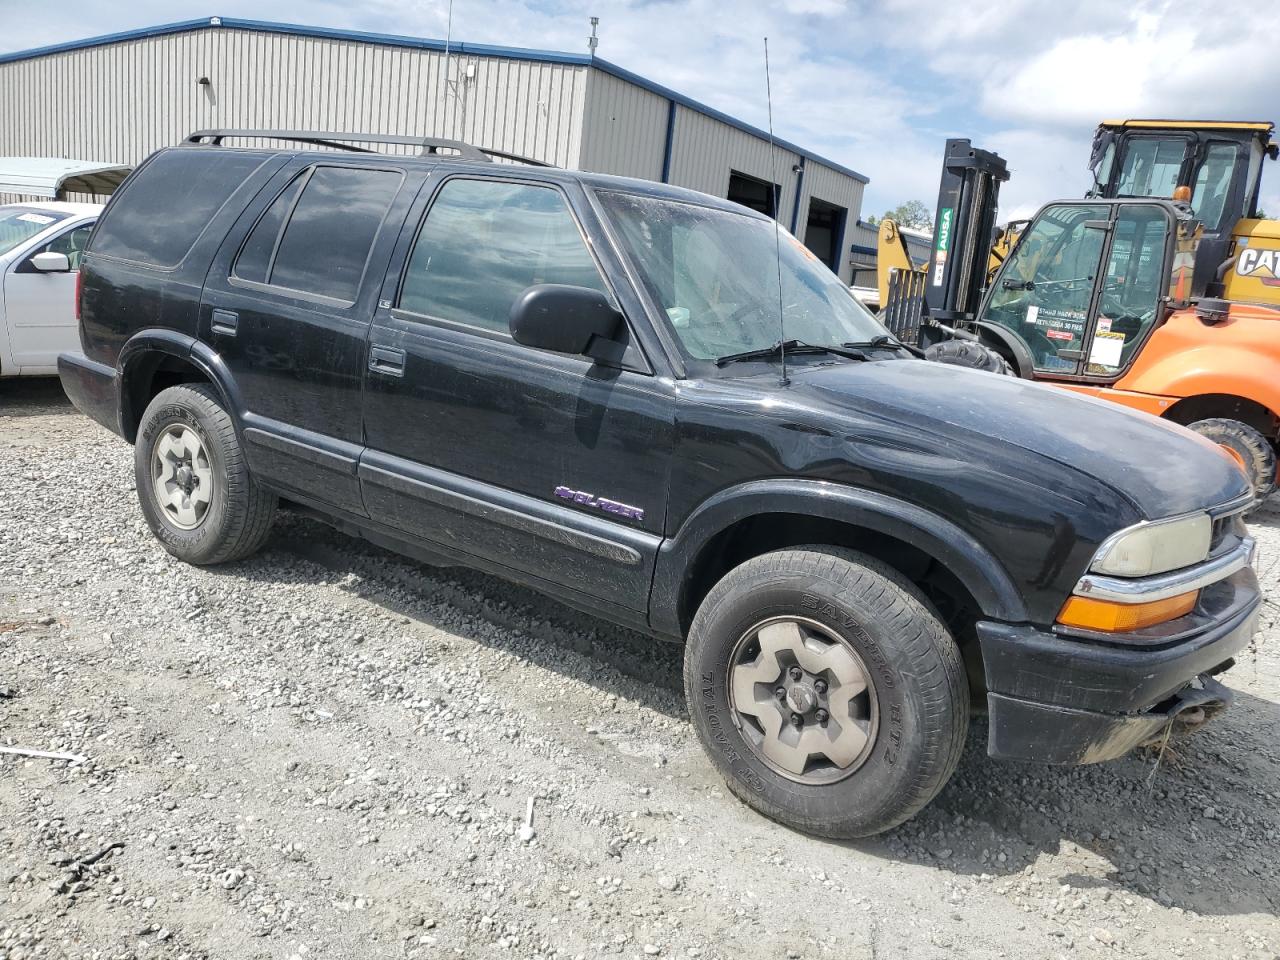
[2,0,1277,222]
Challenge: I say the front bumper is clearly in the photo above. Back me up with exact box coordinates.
[58,352,122,438]
[977,565,1260,764]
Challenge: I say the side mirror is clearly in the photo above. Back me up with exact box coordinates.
[510,284,623,357]
[31,251,71,273]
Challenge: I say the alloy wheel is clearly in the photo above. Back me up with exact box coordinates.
[151,424,213,530]
[728,616,879,784]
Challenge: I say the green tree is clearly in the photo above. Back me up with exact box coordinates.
[879,200,933,232]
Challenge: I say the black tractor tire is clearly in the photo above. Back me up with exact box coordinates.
[684,546,969,839]
[134,384,277,565]
[924,338,1013,376]
[1187,417,1278,507]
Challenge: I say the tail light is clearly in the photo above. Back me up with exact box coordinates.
[75,269,83,321]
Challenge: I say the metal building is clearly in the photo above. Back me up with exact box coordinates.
[0,16,868,282]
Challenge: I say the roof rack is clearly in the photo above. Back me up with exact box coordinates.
[184,129,552,166]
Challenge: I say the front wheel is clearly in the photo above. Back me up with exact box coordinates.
[684,547,968,838]
[1187,417,1277,508]
[134,384,277,565]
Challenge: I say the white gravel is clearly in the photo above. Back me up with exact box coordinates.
[2,377,1278,960]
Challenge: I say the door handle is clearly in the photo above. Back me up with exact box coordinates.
[369,344,407,377]
[211,309,239,337]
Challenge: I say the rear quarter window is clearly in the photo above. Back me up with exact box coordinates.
[90,149,268,268]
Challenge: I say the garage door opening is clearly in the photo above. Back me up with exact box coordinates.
[804,198,846,271]
[727,170,778,218]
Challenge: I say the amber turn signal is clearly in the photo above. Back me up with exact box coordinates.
[1057,590,1198,632]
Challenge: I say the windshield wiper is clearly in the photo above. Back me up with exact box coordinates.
[715,339,868,367]
[841,334,926,359]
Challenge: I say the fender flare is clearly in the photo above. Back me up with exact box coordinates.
[975,321,1035,379]
[1126,352,1280,428]
[649,478,1027,636]
[117,329,242,440]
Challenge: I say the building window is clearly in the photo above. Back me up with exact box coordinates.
[727,170,778,219]
[804,197,846,271]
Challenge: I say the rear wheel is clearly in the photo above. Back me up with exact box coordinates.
[684,546,968,838]
[134,384,277,564]
[1187,417,1277,507]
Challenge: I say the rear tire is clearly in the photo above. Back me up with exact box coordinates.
[1187,417,1277,507]
[924,338,1013,376]
[684,546,968,838]
[134,384,276,565]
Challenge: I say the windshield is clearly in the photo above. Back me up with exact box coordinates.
[598,191,885,361]
[1115,138,1187,198]
[0,206,69,257]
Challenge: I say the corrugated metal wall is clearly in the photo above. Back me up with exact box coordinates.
[578,69,666,181]
[0,23,865,281]
[0,26,589,203]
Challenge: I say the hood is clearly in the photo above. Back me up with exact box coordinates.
[789,359,1248,519]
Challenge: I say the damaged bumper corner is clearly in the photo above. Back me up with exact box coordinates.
[976,566,1260,765]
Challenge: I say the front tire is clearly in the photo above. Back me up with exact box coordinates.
[134,384,276,565]
[684,547,968,838]
[1187,417,1277,507]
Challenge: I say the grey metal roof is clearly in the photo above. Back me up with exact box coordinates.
[0,157,132,198]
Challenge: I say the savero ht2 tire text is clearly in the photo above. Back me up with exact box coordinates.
[134,384,277,565]
[684,546,969,838]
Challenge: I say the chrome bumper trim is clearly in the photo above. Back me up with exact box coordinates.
[1074,537,1256,604]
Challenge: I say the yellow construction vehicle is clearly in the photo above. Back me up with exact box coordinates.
[877,121,1280,502]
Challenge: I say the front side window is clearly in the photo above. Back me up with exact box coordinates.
[599,191,884,362]
[0,207,70,257]
[983,203,1110,373]
[398,179,608,332]
[1115,138,1187,199]
[1190,142,1241,231]
[1089,206,1169,374]
[39,224,94,271]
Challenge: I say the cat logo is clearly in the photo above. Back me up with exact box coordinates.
[1236,246,1280,286]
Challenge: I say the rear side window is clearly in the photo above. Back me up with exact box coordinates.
[238,166,402,303]
[234,174,306,284]
[91,149,266,267]
[398,178,607,332]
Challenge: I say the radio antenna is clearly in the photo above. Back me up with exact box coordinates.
[441,0,456,135]
[763,38,788,387]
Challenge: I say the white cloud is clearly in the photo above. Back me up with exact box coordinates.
[2,0,1276,221]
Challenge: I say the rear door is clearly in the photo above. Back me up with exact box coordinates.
[4,219,93,369]
[199,160,418,514]
[359,173,673,615]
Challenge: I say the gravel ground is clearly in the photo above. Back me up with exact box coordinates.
[2,376,1278,960]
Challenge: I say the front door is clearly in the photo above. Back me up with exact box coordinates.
[360,173,673,615]
[4,221,93,369]
[199,161,417,514]
[980,201,1172,380]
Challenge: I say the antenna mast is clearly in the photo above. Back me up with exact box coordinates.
[763,38,788,387]
[441,0,456,135]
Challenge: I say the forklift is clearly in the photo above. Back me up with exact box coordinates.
[879,121,1280,504]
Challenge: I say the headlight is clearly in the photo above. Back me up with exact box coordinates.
[1091,512,1212,577]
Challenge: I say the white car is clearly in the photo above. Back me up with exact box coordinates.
[0,201,101,376]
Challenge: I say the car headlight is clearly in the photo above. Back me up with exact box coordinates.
[1090,512,1213,577]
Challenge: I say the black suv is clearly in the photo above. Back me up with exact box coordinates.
[60,131,1262,838]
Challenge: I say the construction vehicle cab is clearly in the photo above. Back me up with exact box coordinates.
[1088,120,1278,297]
[878,124,1280,505]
